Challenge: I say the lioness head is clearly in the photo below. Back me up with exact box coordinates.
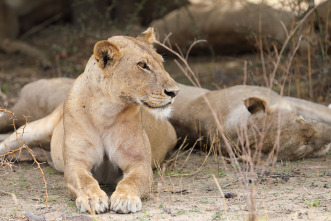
[92,27,179,119]
[244,97,331,161]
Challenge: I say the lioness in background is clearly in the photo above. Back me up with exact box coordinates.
[0,28,180,214]
[171,84,331,161]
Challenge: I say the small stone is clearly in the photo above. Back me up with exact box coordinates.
[25,212,45,221]
[224,192,237,198]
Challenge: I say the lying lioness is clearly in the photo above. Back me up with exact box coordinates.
[2,78,330,162]
[171,84,331,161]
[0,28,180,214]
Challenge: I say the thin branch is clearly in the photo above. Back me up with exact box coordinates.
[269,5,317,87]
[0,109,48,206]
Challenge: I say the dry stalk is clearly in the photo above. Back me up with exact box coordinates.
[324,4,330,58]
[307,27,313,99]
[212,174,229,221]
[254,5,323,195]
[165,137,190,168]
[154,40,241,163]
[243,60,248,85]
[280,35,303,94]
[155,7,316,217]
[165,142,213,178]
[0,190,18,205]
[155,39,253,217]
[269,5,317,87]
[0,108,48,206]
[253,33,269,87]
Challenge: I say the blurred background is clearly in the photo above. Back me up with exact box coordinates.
[0,0,330,108]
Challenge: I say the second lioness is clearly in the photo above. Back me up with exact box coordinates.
[172,84,331,161]
[0,28,179,214]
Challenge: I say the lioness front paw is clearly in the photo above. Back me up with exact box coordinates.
[110,191,142,213]
[75,189,109,214]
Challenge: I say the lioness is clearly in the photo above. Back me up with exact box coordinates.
[2,80,330,162]
[0,28,180,214]
[171,84,331,161]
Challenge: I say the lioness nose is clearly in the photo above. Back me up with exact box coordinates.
[164,89,179,98]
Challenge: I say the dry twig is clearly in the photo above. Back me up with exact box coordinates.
[0,108,48,206]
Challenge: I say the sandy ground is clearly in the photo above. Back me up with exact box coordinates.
[0,150,330,221]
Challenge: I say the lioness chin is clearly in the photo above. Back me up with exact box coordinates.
[0,27,180,214]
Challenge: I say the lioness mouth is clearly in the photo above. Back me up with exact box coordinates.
[142,101,171,109]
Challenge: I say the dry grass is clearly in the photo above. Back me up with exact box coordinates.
[154,3,331,220]
[0,109,49,206]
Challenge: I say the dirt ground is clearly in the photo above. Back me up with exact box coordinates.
[0,12,331,221]
[0,150,330,221]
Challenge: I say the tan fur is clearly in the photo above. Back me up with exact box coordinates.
[171,84,331,161]
[151,1,294,52]
[2,80,330,163]
[0,78,74,133]
[0,28,180,214]
[2,80,331,162]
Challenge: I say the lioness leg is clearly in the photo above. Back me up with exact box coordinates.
[63,133,109,214]
[109,134,153,214]
[0,104,63,155]
[110,163,152,213]
[285,96,331,126]
[64,163,109,214]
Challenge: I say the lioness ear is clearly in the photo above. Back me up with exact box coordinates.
[244,97,268,114]
[136,27,156,44]
[94,40,121,69]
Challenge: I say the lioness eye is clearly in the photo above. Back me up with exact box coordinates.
[137,62,150,70]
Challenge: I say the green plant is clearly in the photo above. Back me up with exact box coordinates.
[20,183,31,189]
[215,169,225,178]
[138,217,148,221]
[163,169,190,176]
[212,213,222,219]
[305,198,319,207]
[67,201,76,207]
[1,83,9,93]
[177,209,186,214]
[46,168,57,174]
[313,198,319,207]
[18,176,26,181]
